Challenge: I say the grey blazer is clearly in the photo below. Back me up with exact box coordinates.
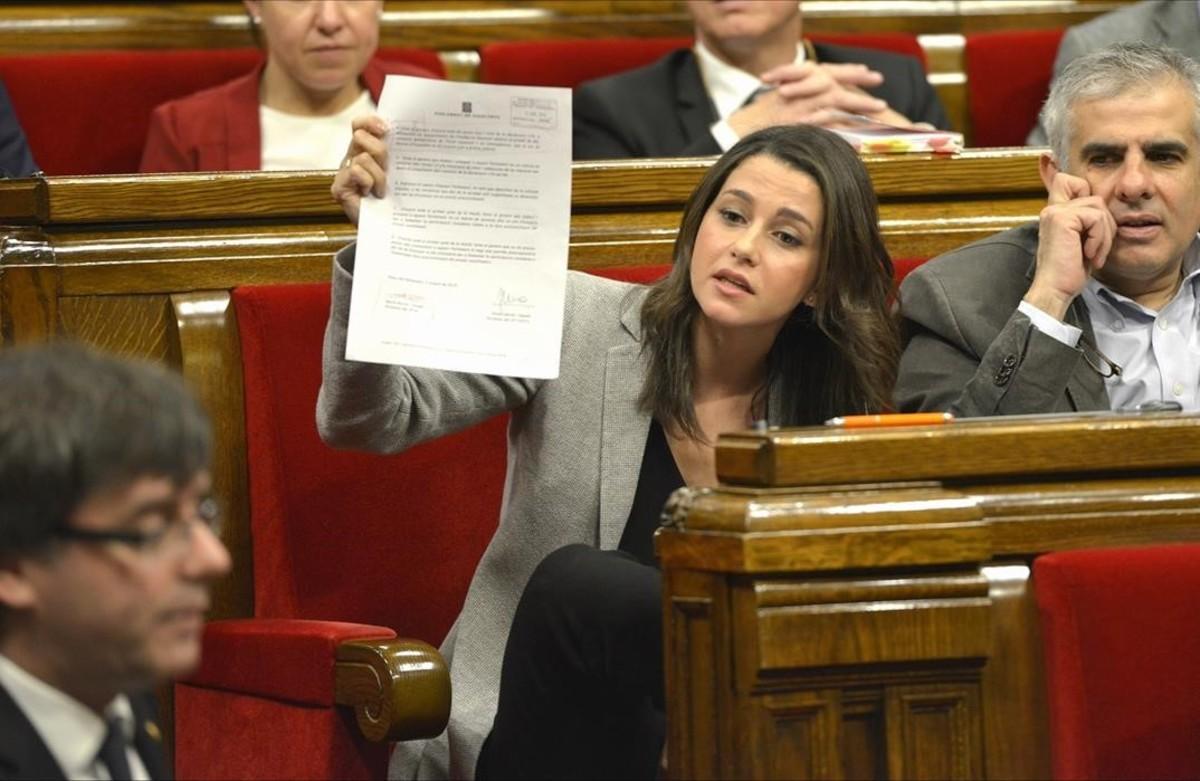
[1028,0,1200,145]
[318,246,658,779]
[895,223,1109,415]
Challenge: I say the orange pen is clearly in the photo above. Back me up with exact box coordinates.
[824,412,954,428]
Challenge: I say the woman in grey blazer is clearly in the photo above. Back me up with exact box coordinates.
[323,121,899,779]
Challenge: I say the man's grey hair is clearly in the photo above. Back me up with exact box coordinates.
[1041,42,1200,166]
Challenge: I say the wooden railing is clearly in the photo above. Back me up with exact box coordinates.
[658,415,1200,779]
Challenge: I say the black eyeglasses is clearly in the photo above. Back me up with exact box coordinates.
[52,497,222,555]
[1080,337,1123,379]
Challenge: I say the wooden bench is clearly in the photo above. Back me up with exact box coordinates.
[658,415,1200,779]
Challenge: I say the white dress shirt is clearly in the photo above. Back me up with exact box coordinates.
[1019,236,1200,411]
[693,41,806,152]
[0,653,149,780]
[260,89,375,171]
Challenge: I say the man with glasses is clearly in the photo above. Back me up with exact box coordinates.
[0,343,230,780]
[897,42,1200,416]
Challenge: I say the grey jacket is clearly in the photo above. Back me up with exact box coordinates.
[895,223,1109,415]
[1028,0,1200,145]
[317,245,657,779]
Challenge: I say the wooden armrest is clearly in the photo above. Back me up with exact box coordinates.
[333,638,450,742]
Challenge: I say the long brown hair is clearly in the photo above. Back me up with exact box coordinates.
[638,125,899,437]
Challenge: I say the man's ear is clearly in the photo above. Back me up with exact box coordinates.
[1039,152,1061,193]
[0,562,37,610]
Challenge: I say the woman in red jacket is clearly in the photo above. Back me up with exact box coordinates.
[140,1,434,173]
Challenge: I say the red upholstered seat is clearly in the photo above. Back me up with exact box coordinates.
[964,28,1065,147]
[479,37,693,87]
[1034,544,1200,780]
[175,265,675,779]
[479,33,927,88]
[0,47,444,176]
[809,32,928,71]
[175,282,504,780]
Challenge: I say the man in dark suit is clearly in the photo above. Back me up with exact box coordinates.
[574,0,948,159]
[0,343,231,780]
[0,80,36,178]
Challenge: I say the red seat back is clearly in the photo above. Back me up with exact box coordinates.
[234,283,504,646]
[964,29,1065,147]
[809,32,928,70]
[479,37,693,87]
[479,33,927,88]
[1034,543,1200,779]
[233,265,665,644]
[0,49,261,176]
[0,47,444,176]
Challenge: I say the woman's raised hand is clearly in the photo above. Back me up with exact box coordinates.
[331,114,389,226]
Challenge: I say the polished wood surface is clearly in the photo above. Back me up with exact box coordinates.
[0,2,1132,53]
[657,418,1200,779]
[334,638,451,742]
[0,150,1046,619]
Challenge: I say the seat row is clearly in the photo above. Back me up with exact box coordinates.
[1,29,1066,176]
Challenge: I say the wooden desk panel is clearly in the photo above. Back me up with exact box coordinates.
[658,419,1200,779]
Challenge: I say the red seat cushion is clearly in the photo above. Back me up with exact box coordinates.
[964,29,1065,147]
[1034,544,1200,780]
[187,619,394,706]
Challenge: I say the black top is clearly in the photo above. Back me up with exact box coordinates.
[618,419,685,568]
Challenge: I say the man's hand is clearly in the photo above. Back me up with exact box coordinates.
[331,114,389,226]
[1024,172,1117,320]
[728,61,917,136]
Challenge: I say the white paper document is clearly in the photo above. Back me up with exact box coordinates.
[346,75,572,378]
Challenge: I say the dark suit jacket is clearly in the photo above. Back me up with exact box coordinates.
[0,684,170,780]
[0,80,36,178]
[573,43,950,160]
[895,223,1110,416]
[139,57,434,173]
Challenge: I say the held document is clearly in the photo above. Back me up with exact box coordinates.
[347,75,571,378]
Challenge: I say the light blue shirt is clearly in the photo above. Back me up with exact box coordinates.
[1019,236,1200,411]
